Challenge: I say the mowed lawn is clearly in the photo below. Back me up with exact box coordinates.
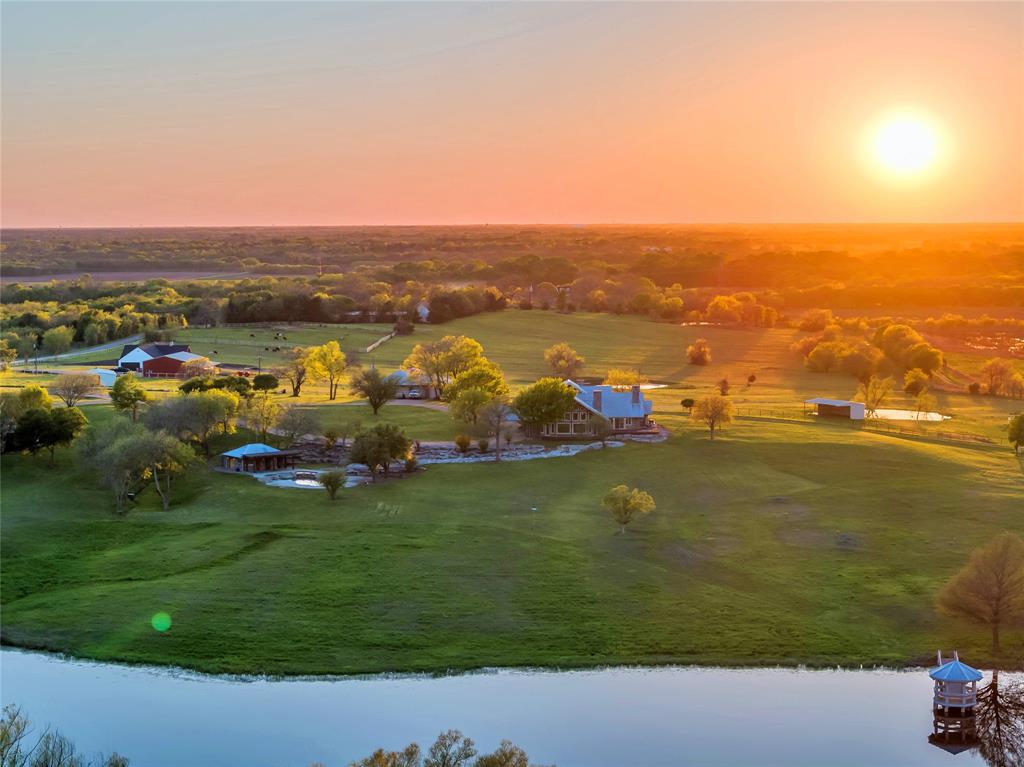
[2,405,1021,675]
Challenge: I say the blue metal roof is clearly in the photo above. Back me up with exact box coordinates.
[568,381,653,419]
[929,659,983,682]
[221,443,283,459]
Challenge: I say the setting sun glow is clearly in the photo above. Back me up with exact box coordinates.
[870,112,943,178]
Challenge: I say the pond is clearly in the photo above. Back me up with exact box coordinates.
[2,650,1020,767]
[873,408,949,422]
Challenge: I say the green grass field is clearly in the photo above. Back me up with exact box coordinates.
[2,311,1021,675]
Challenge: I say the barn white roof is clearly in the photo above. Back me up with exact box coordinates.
[804,398,864,407]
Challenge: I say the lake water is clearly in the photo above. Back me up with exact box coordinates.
[0,649,1012,767]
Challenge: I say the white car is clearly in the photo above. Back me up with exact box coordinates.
[407,389,422,399]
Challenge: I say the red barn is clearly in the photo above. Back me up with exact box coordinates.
[141,351,210,378]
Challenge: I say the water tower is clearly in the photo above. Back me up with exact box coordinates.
[928,650,982,752]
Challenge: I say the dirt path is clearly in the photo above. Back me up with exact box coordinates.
[13,334,142,366]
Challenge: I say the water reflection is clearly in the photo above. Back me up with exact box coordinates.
[927,652,1024,767]
[975,671,1024,767]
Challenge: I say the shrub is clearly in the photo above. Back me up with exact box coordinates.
[477,438,489,453]
[968,382,982,395]
[454,434,472,454]
[404,456,419,473]
[687,338,711,366]
[252,373,279,391]
[319,470,345,500]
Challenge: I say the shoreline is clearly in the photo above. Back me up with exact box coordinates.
[4,642,1018,682]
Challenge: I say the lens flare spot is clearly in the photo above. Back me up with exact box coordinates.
[150,612,172,632]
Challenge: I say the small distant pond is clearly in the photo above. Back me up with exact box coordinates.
[2,650,1019,767]
[873,408,949,422]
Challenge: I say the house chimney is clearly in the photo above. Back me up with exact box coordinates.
[592,389,602,412]
[631,384,640,404]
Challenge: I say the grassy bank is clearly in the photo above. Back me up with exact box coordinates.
[2,407,1021,675]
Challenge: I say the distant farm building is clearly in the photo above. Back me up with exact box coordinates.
[141,351,213,378]
[387,369,436,400]
[221,443,300,473]
[539,380,654,439]
[118,342,192,371]
[803,398,866,420]
[87,368,118,387]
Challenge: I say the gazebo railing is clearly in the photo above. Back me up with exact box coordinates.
[934,690,977,708]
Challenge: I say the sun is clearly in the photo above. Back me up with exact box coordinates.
[868,111,942,178]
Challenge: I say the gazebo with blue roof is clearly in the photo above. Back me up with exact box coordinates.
[928,650,982,748]
[221,443,300,473]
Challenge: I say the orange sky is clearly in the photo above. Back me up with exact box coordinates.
[1,2,1021,227]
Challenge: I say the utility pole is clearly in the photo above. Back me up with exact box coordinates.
[257,355,262,374]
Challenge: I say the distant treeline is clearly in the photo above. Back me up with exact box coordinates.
[2,224,1021,308]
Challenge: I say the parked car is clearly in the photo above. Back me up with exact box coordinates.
[407,389,422,399]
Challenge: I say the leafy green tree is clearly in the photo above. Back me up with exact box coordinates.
[179,376,216,394]
[134,430,194,510]
[680,397,695,414]
[319,470,345,500]
[110,373,150,422]
[47,407,87,465]
[511,378,576,437]
[603,484,656,534]
[938,532,1024,655]
[350,423,411,480]
[445,359,508,402]
[245,392,281,442]
[603,369,647,390]
[12,409,56,460]
[692,395,734,440]
[16,384,52,412]
[0,340,16,373]
[41,325,74,357]
[1008,413,1024,455]
[144,390,238,455]
[308,340,348,400]
[903,368,929,396]
[450,387,491,425]
[252,373,279,392]
[544,342,585,379]
[350,367,399,415]
[402,335,484,398]
[77,420,151,513]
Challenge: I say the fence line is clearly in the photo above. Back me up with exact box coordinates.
[364,332,396,354]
